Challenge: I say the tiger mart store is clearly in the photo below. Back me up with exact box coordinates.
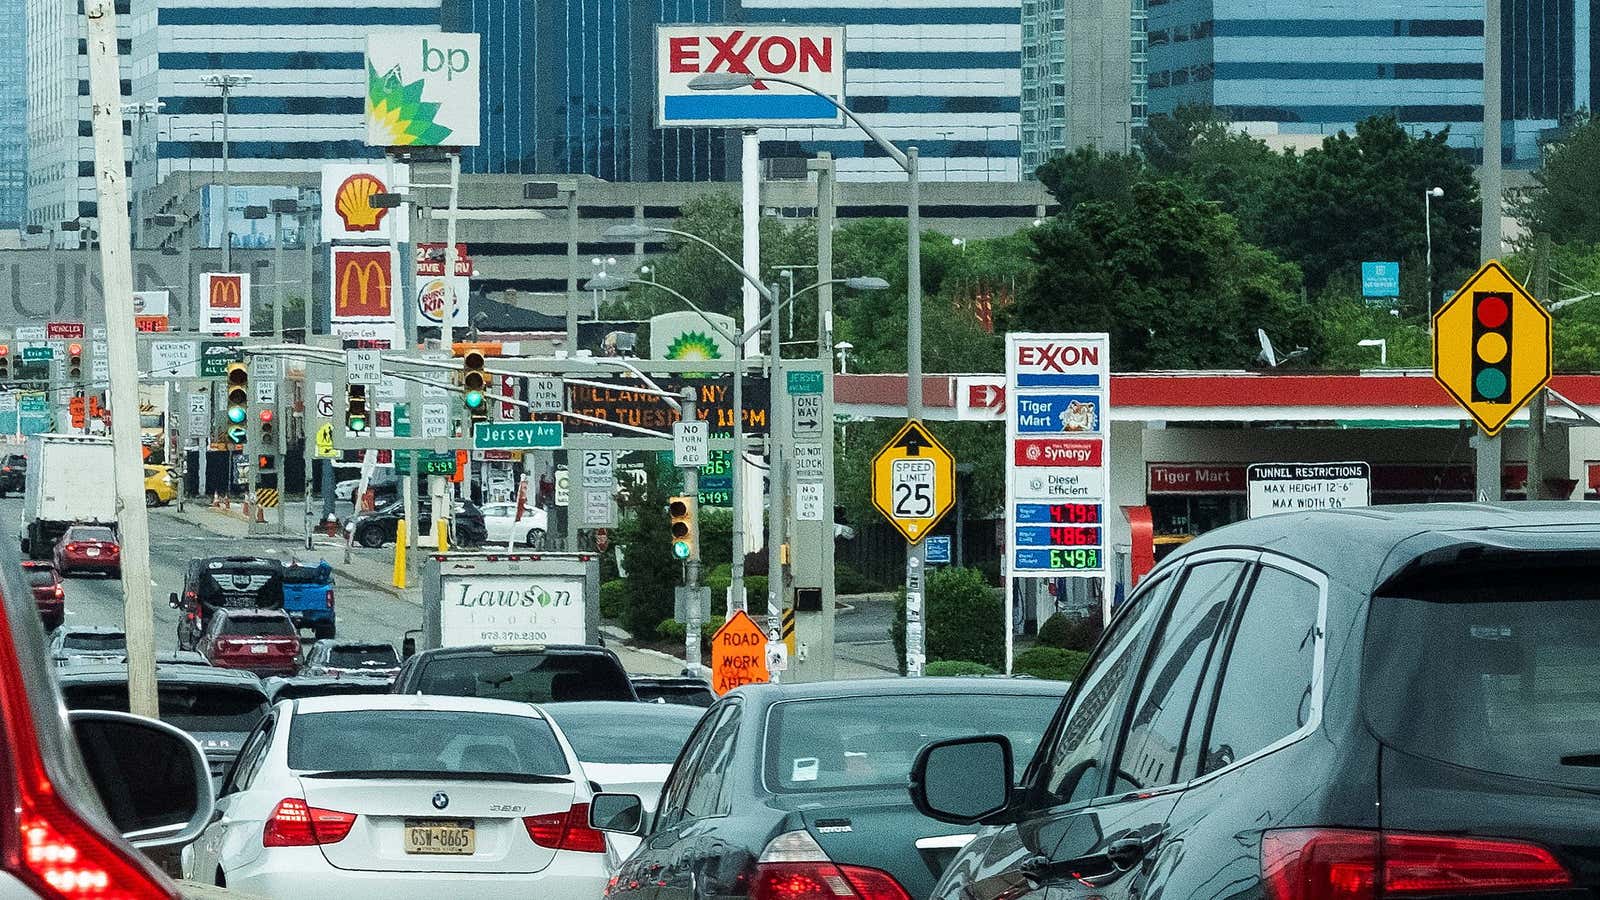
[836,370,1600,625]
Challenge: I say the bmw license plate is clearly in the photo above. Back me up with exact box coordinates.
[403,819,475,855]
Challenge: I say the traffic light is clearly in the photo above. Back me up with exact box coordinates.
[1472,291,1513,403]
[668,495,697,561]
[0,344,10,380]
[225,363,249,443]
[346,384,368,433]
[461,350,489,423]
[66,343,83,380]
[258,408,276,456]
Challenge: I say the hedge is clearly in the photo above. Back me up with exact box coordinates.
[1014,647,1089,682]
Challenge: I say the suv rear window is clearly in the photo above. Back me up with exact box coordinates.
[329,645,398,668]
[221,616,295,637]
[1366,570,1600,788]
[62,632,125,652]
[198,565,284,609]
[64,684,269,733]
[415,652,634,703]
[287,710,570,776]
[25,570,57,588]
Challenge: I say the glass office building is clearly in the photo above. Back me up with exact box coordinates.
[452,0,736,181]
[0,0,25,228]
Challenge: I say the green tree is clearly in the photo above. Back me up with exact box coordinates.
[1139,106,1291,241]
[1034,146,1146,215]
[614,472,681,637]
[1007,181,1323,370]
[1258,116,1480,298]
[1509,113,1600,246]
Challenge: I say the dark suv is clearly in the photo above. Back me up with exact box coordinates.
[171,555,286,650]
[914,503,1599,900]
[0,452,25,497]
[393,643,637,703]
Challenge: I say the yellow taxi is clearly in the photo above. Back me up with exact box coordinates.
[143,464,177,507]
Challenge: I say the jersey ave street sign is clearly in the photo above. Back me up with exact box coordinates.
[1432,260,1552,437]
[871,420,955,544]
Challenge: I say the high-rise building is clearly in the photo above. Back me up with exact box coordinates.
[451,0,737,182]
[0,0,26,229]
[1019,0,1134,173]
[741,0,1024,182]
[1147,0,1588,162]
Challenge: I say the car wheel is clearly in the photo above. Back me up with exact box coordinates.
[145,490,159,508]
[525,527,545,547]
[357,526,385,549]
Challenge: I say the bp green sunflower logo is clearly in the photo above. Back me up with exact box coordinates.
[666,331,723,362]
[367,64,454,146]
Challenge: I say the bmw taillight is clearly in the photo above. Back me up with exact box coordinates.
[750,830,909,900]
[523,803,607,853]
[262,799,355,847]
[1262,828,1573,900]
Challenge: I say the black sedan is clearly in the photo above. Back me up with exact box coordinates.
[592,677,1065,900]
[344,497,487,548]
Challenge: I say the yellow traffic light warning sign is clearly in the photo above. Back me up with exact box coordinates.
[871,420,956,544]
[1433,260,1551,437]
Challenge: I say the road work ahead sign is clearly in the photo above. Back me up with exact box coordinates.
[656,25,846,127]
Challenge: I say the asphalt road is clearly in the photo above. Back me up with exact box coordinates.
[0,498,414,651]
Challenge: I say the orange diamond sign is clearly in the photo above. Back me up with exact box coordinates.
[710,610,770,696]
[1432,260,1551,437]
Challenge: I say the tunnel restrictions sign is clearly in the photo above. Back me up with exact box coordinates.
[1247,462,1371,518]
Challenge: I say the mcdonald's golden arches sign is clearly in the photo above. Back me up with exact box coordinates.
[200,272,251,337]
[331,247,396,321]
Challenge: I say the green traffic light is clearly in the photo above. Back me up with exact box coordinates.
[348,415,367,433]
[227,407,246,424]
[464,390,485,409]
[672,540,691,560]
[226,426,247,443]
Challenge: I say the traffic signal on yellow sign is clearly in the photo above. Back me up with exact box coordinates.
[461,350,489,423]
[346,384,369,433]
[1432,260,1551,437]
[66,343,83,380]
[668,495,697,560]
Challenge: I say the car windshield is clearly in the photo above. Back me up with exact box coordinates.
[286,710,571,777]
[416,652,634,703]
[64,683,269,733]
[61,632,124,652]
[221,617,295,637]
[550,708,701,764]
[68,527,115,542]
[327,645,398,668]
[1366,569,1600,789]
[766,693,1062,793]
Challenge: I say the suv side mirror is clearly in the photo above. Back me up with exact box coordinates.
[588,792,645,835]
[910,735,1014,825]
[70,710,215,849]
[167,591,180,609]
[401,635,416,660]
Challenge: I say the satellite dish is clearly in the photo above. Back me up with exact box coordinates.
[1257,329,1278,368]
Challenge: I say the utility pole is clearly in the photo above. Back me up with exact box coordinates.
[203,73,251,274]
[679,388,702,670]
[273,201,288,533]
[1527,234,1552,499]
[1475,0,1504,502]
[765,282,787,681]
[795,152,837,682]
[86,0,158,718]
[436,153,463,533]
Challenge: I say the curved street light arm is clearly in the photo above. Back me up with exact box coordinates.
[754,75,909,171]
[648,226,778,305]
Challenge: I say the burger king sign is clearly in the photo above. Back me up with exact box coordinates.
[416,275,469,327]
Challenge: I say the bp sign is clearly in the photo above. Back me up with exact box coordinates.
[1432,260,1551,437]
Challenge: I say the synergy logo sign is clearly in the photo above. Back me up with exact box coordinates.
[331,247,395,321]
[656,25,846,127]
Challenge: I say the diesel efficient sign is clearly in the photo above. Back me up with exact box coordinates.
[656,24,846,127]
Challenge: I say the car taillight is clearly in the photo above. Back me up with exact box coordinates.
[751,831,909,900]
[1262,828,1573,900]
[325,588,334,610]
[62,544,79,554]
[51,587,62,601]
[522,803,607,853]
[0,586,178,897]
[262,799,356,848]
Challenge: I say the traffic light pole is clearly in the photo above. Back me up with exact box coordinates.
[679,388,702,670]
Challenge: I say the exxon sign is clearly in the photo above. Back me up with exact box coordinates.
[1011,338,1107,389]
[656,24,846,128]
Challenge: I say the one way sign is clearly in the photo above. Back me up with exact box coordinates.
[791,394,823,438]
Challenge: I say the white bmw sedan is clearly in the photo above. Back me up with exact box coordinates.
[182,694,611,899]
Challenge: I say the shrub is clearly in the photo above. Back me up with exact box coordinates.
[927,567,1005,670]
[599,579,627,621]
[744,575,769,615]
[656,618,687,643]
[892,587,907,675]
[1037,613,1102,652]
[657,617,726,659]
[924,660,998,677]
[835,564,884,595]
[1014,647,1089,683]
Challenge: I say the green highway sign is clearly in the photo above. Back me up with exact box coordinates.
[474,421,563,449]
[786,370,824,395]
[199,341,242,377]
[19,396,49,413]
[21,347,52,362]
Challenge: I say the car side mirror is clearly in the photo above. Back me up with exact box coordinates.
[588,792,645,836]
[167,592,180,609]
[69,710,215,849]
[910,735,1014,825]
[401,635,416,660]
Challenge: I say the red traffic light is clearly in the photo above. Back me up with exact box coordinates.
[67,342,82,357]
[259,409,274,423]
[0,345,9,357]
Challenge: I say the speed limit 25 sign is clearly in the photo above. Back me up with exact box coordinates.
[871,420,955,544]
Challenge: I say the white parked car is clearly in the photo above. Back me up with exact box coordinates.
[183,694,611,899]
[541,701,704,865]
[479,501,549,546]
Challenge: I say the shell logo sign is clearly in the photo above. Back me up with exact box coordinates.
[332,248,395,321]
[334,173,388,233]
[320,163,409,242]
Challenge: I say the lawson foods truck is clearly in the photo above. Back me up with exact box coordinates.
[22,434,117,558]
[419,551,601,651]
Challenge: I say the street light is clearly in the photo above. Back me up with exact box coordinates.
[688,71,925,421]
[1425,186,1444,319]
[1357,338,1388,366]
[584,272,887,613]
[201,73,252,272]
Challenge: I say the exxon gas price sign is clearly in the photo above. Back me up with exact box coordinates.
[656,25,846,127]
